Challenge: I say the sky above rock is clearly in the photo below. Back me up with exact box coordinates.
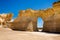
[0,0,57,28]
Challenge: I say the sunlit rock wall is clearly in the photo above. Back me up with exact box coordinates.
[9,1,60,32]
[42,1,60,32]
[11,9,38,31]
[0,13,13,28]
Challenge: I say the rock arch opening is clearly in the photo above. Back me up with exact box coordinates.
[37,17,44,31]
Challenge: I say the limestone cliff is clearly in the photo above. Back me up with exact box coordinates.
[8,1,60,32]
[43,1,60,32]
[10,9,38,31]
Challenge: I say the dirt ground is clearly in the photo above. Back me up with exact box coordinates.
[0,28,60,40]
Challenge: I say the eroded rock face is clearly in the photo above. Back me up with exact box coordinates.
[42,1,60,32]
[10,9,38,31]
[0,13,13,28]
[8,1,60,32]
[43,14,60,32]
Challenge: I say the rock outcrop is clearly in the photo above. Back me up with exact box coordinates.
[9,9,38,31]
[0,13,13,28]
[42,1,60,32]
[8,1,60,32]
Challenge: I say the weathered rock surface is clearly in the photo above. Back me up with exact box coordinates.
[8,1,60,32]
[9,9,38,31]
[0,13,13,28]
[43,1,60,32]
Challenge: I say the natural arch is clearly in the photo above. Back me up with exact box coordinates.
[8,1,60,32]
[8,8,54,32]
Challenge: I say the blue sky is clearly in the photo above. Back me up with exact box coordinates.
[0,0,57,28]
